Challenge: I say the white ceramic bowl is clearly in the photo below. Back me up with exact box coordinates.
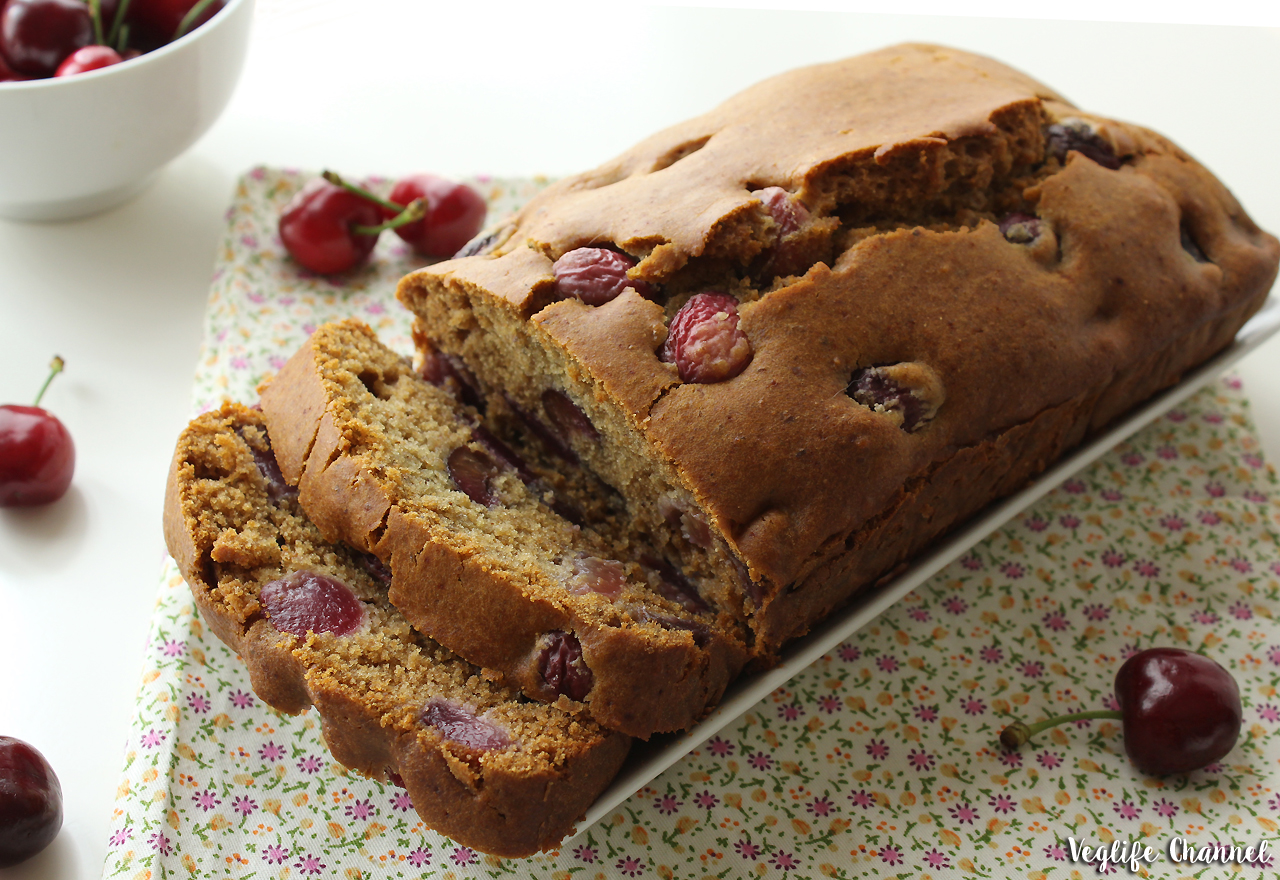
[0,0,253,221]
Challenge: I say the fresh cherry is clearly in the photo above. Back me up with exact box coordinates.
[278,173,424,275]
[278,178,382,275]
[126,0,223,43]
[54,43,121,75]
[0,0,92,77]
[0,48,34,80]
[1114,648,1242,774]
[382,174,487,258]
[0,357,75,508]
[1000,647,1242,775]
[0,736,63,868]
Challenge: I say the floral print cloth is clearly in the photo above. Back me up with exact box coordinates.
[102,168,1280,880]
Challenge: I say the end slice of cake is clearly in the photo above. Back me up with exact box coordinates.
[163,402,631,857]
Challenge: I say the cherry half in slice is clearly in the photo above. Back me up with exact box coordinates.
[259,570,365,638]
[538,631,593,701]
[420,699,512,752]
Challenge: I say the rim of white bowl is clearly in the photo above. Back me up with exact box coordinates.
[0,0,249,90]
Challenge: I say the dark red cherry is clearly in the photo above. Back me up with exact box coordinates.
[126,0,224,43]
[278,178,384,275]
[538,631,592,701]
[0,358,74,508]
[259,570,365,638]
[471,425,535,485]
[0,406,74,506]
[446,446,500,507]
[54,43,122,76]
[1,49,35,81]
[1114,647,1242,775]
[0,736,63,868]
[420,350,485,412]
[1000,647,1242,776]
[0,0,92,76]
[541,389,598,441]
[382,174,487,258]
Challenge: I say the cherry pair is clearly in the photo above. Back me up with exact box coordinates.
[278,171,486,275]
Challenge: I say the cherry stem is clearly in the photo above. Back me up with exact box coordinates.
[108,0,133,50]
[321,170,404,213]
[88,0,105,46]
[352,199,427,237]
[33,356,65,409]
[999,709,1123,750]
[174,0,220,39]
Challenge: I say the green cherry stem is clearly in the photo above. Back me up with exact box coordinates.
[87,0,104,46]
[174,0,220,39]
[351,199,426,237]
[33,357,65,409]
[321,170,404,213]
[107,0,133,50]
[999,709,1123,750]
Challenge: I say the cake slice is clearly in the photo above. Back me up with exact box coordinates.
[396,43,1279,659]
[162,402,630,857]
[258,320,749,739]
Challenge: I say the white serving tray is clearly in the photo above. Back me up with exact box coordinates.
[572,295,1280,837]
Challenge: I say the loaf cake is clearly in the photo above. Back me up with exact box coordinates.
[258,320,749,739]
[162,403,631,857]
[396,43,1280,658]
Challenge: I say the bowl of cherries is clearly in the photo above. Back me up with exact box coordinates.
[0,0,252,220]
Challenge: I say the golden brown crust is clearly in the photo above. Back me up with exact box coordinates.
[162,403,630,857]
[397,43,1279,657]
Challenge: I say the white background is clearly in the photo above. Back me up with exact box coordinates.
[1,2,1277,877]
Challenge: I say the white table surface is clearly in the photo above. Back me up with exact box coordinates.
[1,3,1277,877]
